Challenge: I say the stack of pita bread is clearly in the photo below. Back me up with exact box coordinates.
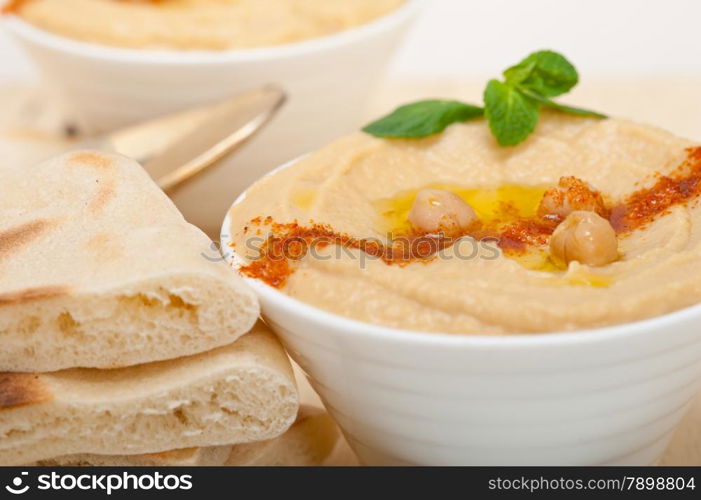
[0,149,337,466]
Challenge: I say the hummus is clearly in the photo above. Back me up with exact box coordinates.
[228,113,701,334]
[12,0,406,50]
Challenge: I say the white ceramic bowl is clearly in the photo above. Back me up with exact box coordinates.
[4,1,421,235]
[222,158,701,466]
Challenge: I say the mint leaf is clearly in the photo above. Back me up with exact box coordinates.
[363,100,483,138]
[484,80,539,146]
[362,50,605,146]
[520,90,607,118]
[502,60,536,87]
[504,50,578,98]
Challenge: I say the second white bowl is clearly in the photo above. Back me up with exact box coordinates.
[5,1,421,235]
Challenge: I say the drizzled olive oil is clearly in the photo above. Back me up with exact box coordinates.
[374,183,549,236]
[566,274,613,288]
[515,249,562,273]
[374,183,613,287]
[291,187,318,210]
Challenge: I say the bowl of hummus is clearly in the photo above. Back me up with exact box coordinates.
[222,112,701,465]
[3,0,420,235]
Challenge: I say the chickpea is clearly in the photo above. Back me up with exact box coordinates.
[408,188,477,234]
[549,211,619,267]
[538,176,608,220]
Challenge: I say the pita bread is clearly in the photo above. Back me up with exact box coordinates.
[0,322,298,466]
[224,405,339,466]
[35,446,233,467]
[0,150,259,372]
[0,85,72,170]
[0,129,69,172]
[0,85,73,169]
[35,406,339,467]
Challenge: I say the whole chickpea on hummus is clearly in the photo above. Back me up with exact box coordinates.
[228,112,701,334]
[5,0,406,50]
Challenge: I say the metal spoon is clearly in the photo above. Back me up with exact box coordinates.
[78,85,286,194]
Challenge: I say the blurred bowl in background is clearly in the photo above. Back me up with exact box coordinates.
[5,0,422,235]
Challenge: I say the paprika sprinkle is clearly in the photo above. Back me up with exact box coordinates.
[610,146,701,233]
[237,146,701,289]
[1,0,28,14]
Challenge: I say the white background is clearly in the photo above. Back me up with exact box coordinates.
[1,0,701,82]
[390,0,701,79]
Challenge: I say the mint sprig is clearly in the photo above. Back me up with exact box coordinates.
[483,80,539,146]
[362,100,483,138]
[519,89,607,119]
[363,50,606,146]
[503,50,578,98]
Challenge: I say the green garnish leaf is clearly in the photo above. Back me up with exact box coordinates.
[483,80,539,146]
[504,50,579,98]
[362,49,605,146]
[363,100,484,138]
[520,90,608,118]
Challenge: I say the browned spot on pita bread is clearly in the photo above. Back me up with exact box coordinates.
[84,232,122,262]
[0,286,70,306]
[68,151,114,169]
[0,220,54,259]
[0,373,52,410]
[88,178,116,213]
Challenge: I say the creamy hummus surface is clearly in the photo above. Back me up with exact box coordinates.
[229,113,701,334]
[12,0,406,50]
